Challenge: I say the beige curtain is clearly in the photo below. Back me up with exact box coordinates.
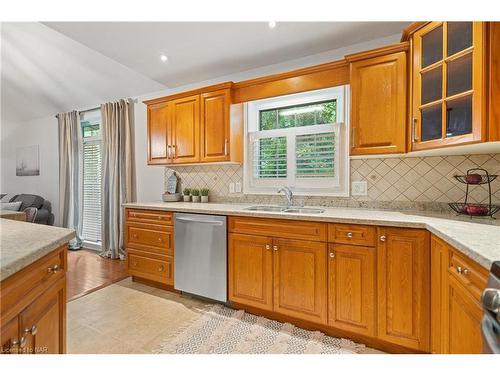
[57,110,83,249]
[100,99,136,259]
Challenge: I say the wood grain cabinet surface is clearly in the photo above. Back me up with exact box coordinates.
[0,246,67,355]
[200,89,231,162]
[147,101,171,164]
[348,48,407,155]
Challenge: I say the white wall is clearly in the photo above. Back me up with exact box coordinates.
[0,33,401,225]
[0,115,60,225]
[133,33,401,202]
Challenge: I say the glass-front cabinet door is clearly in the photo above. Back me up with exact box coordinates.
[411,22,485,150]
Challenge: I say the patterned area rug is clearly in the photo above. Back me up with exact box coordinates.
[156,304,365,354]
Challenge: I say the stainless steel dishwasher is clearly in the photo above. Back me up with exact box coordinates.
[174,213,227,302]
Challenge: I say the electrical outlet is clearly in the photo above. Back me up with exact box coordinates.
[229,183,235,194]
[351,181,368,196]
[235,182,242,193]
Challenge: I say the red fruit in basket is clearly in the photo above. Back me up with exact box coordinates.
[465,204,489,216]
[465,174,482,184]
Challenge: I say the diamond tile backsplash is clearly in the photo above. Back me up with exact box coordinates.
[165,154,500,212]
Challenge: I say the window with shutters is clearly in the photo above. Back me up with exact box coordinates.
[81,110,102,245]
[244,86,349,196]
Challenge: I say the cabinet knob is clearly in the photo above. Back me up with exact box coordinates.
[158,265,164,272]
[133,234,138,239]
[457,266,469,275]
[329,252,335,258]
[346,232,353,238]
[12,336,26,349]
[379,235,386,242]
[133,261,138,267]
[265,244,271,250]
[158,237,162,242]
[457,266,462,274]
[24,325,37,336]
[158,216,162,220]
[47,264,59,274]
[273,245,278,251]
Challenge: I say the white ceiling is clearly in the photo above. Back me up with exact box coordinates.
[2,22,409,123]
[44,22,409,88]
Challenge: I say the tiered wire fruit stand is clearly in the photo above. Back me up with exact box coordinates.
[449,168,499,219]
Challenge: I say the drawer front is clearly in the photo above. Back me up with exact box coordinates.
[448,249,488,302]
[126,209,173,226]
[229,216,327,242]
[126,224,173,256]
[328,224,376,246]
[128,252,173,285]
[0,246,66,320]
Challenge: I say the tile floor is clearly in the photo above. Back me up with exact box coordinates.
[67,277,381,354]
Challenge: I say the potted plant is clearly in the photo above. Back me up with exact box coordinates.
[200,188,209,203]
[191,188,200,203]
[183,187,191,202]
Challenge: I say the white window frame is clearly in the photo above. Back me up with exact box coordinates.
[243,86,350,197]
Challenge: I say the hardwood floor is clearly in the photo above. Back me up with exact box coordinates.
[67,249,128,301]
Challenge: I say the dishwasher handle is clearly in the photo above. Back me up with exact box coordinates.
[176,217,224,226]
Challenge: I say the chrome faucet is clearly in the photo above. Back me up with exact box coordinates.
[278,186,293,207]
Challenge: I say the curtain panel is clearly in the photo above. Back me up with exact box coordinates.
[100,99,136,259]
[57,110,83,248]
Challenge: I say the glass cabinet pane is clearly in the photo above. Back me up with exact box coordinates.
[421,67,442,104]
[421,104,442,141]
[447,53,472,97]
[447,22,473,56]
[422,25,443,68]
[446,95,472,137]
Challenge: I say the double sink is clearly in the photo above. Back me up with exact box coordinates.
[245,205,325,214]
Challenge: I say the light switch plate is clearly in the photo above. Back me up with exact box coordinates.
[351,181,368,196]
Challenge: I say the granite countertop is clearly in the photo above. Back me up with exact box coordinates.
[0,219,75,281]
[123,201,500,269]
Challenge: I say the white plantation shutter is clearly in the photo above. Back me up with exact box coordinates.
[295,132,335,178]
[82,141,102,242]
[251,136,287,179]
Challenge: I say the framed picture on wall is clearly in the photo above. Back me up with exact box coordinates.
[16,145,40,176]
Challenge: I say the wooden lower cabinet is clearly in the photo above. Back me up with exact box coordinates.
[1,318,19,354]
[273,238,327,324]
[328,244,376,336]
[377,227,430,351]
[228,234,273,311]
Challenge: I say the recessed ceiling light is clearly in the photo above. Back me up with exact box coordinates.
[268,21,276,29]
[160,54,168,62]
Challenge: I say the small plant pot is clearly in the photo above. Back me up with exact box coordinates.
[201,196,209,203]
[183,195,191,202]
[192,196,200,203]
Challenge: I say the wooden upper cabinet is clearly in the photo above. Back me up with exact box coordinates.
[171,94,201,164]
[228,233,274,312]
[200,89,231,162]
[147,101,171,165]
[273,238,327,324]
[411,22,486,150]
[349,48,407,155]
[328,244,376,336]
[377,227,430,352]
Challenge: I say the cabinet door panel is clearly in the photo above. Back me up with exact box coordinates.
[350,51,406,155]
[200,89,230,162]
[377,228,430,351]
[228,234,273,312]
[171,95,200,163]
[328,244,376,336]
[147,102,171,164]
[1,317,20,354]
[273,238,327,324]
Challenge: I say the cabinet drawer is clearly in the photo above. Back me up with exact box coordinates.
[229,216,327,242]
[126,224,173,256]
[448,249,488,302]
[126,209,173,226]
[0,246,65,320]
[128,252,173,285]
[328,224,376,246]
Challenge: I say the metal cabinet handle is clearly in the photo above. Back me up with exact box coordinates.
[47,264,59,274]
[158,265,164,272]
[24,325,37,336]
[412,118,419,142]
[457,266,462,274]
[351,127,356,148]
[346,232,353,238]
[172,145,177,158]
[379,235,386,242]
[265,244,271,250]
[158,237,162,242]
[456,266,469,275]
[167,145,172,159]
[11,336,26,349]
[224,139,228,156]
[329,252,335,258]
[273,245,278,251]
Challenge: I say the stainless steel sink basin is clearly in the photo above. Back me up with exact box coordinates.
[244,205,325,214]
[283,207,325,214]
[245,205,287,212]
